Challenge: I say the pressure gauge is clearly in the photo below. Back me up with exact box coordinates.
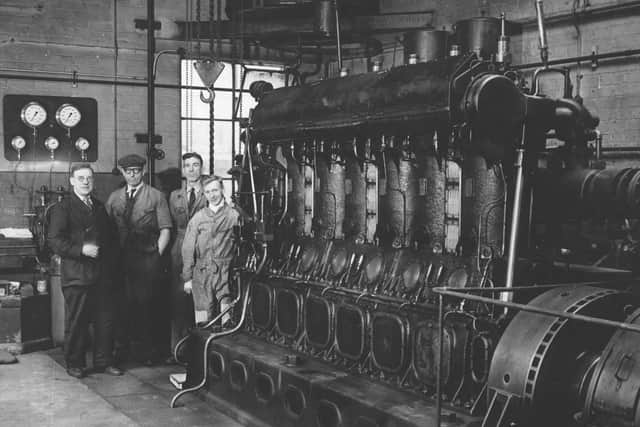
[11,136,26,151]
[44,136,60,151]
[74,137,90,151]
[74,137,90,161]
[20,102,47,128]
[55,103,81,129]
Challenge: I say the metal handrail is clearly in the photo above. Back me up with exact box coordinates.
[170,244,268,408]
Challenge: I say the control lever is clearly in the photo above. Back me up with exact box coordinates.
[339,252,357,287]
[413,263,434,303]
[278,243,296,275]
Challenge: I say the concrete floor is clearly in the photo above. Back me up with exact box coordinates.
[0,350,243,427]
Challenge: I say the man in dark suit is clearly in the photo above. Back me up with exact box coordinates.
[48,163,123,378]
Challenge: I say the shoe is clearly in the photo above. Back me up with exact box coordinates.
[66,367,85,379]
[94,366,124,376]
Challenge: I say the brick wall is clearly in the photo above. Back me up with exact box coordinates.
[0,0,185,226]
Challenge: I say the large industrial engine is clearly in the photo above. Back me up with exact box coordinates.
[177,12,640,427]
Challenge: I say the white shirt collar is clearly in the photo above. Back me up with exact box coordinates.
[209,199,225,213]
[127,183,143,195]
[74,189,91,202]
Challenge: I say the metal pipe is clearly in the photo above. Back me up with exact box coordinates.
[436,293,444,427]
[535,0,549,66]
[512,47,640,70]
[334,0,343,70]
[147,0,156,185]
[170,244,268,408]
[278,166,289,225]
[153,49,184,81]
[433,286,640,334]
[504,147,525,305]
[246,131,259,218]
[0,71,246,92]
[170,274,253,408]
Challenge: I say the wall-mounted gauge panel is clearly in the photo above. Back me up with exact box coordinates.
[3,95,98,162]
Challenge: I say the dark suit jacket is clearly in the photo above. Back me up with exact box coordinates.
[48,193,117,288]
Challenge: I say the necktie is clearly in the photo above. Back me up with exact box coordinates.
[188,187,196,211]
[124,188,136,224]
[83,196,93,210]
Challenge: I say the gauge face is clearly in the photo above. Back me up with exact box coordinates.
[56,103,81,129]
[20,102,47,128]
[44,136,60,151]
[75,137,90,151]
[11,136,26,150]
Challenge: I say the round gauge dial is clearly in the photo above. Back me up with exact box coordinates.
[20,102,47,128]
[56,103,82,129]
[11,136,26,151]
[44,136,60,151]
[74,137,90,151]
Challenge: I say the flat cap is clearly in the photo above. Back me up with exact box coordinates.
[118,154,146,169]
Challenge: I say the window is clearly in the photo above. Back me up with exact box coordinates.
[180,60,286,179]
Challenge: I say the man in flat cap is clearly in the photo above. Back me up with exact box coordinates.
[105,154,172,365]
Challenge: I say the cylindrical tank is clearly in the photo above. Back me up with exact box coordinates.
[287,148,306,236]
[382,149,418,248]
[344,156,366,242]
[403,29,449,64]
[420,148,446,252]
[454,17,500,59]
[535,168,640,220]
[315,152,346,239]
[314,0,335,36]
[461,155,504,257]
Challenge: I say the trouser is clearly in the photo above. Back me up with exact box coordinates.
[62,286,92,369]
[123,250,160,360]
[93,284,116,368]
[62,285,115,369]
[170,246,195,352]
[170,289,194,351]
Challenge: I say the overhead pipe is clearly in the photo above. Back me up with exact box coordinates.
[512,47,640,70]
[334,0,343,71]
[147,0,156,185]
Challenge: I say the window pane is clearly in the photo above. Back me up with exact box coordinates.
[181,89,209,119]
[212,121,233,178]
[181,120,211,175]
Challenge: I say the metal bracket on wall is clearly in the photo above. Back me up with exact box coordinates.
[134,19,162,31]
[135,133,163,145]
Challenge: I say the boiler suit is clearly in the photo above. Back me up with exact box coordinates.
[106,184,172,360]
[168,184,207,349]
[181,202,239,320]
